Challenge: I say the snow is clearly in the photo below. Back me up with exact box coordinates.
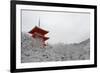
[21,32,90,63]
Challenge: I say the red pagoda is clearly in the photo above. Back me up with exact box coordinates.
[29,21,49,48]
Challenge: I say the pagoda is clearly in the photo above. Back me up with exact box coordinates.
[29,19,49,48]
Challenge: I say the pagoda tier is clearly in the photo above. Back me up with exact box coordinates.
[29,26,49,35]
[32,32,49,41]
[29,26,49,43]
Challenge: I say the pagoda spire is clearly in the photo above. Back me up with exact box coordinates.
[38,17,40,27]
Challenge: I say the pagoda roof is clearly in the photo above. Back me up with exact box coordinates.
[29,26,49,35]
[32,32,49,41]
[43,37,49,41]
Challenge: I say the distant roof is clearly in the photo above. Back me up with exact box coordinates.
[29,26,49,35]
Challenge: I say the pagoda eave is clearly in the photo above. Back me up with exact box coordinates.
[29,26,49,35]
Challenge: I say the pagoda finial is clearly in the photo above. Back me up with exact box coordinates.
[38,17,40,27]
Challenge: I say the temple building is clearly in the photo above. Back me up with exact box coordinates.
[29,25,49,48]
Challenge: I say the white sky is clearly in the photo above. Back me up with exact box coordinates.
[22,10,90,44]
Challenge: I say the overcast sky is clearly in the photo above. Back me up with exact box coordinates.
[21,10,90,44]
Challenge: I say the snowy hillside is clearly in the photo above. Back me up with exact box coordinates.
[21,32,90,63]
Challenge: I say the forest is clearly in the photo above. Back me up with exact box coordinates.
[21,32,90,63]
